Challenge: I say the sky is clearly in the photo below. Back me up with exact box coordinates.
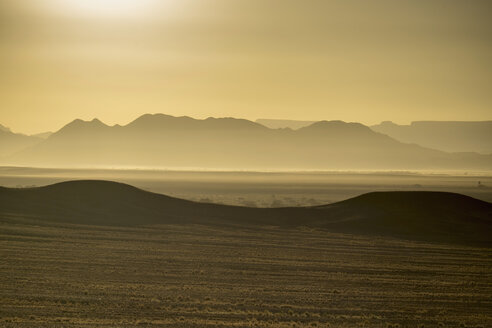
[0,0,491,134]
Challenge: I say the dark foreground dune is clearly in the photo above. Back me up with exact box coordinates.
[1,180,491,327]
[1,180,491,246]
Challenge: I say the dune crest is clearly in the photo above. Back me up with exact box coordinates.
[1,180,490,246]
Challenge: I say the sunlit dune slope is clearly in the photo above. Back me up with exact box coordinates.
[1,180,490,246]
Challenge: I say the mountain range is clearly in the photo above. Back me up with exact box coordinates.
[256,119,492,154]
[1,180,490,246]
[1,114,491,170]
[371,121,492,154]
[256,119,316,130]
[0,124,48,158]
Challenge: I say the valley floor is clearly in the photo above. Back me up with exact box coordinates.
[1,217,491,327]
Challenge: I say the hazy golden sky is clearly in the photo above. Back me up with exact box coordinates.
[1,0,491,134]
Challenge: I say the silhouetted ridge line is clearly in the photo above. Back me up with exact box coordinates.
[371,120,492,154]
[0,124,44,157]
[1,180,490,246]
[126,113,267,131]
[6,113,492,170]
[327,190,491,211]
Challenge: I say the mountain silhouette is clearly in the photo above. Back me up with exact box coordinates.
[256,118,316,130]
[0,124,44,158]
[128,113,267,131]
[4,114,492,170]
[1,180,490,246]
[372,121,492,154]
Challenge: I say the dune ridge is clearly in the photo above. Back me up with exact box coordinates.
[1,180,490,246]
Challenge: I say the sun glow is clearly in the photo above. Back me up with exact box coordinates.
[57,0,160,19]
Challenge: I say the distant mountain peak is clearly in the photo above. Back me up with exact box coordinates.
[65,118,106,127]
[372,120,492,153]
[204,116,267,130]
[301,120,371,132]
[53,118,109,137]
[135,113,176,121]
[127,113,266,131]
[379,121,397,126]
[127,113,193,129]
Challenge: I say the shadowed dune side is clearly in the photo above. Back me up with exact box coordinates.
[314,192,492,245]
[0,180,491,246]
[0,180,266,226]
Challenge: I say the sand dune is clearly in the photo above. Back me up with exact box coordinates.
[1,180,490,246]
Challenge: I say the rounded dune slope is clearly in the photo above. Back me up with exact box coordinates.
[0,180,260,226]
[315,191,492,245]
[0,180,491,246]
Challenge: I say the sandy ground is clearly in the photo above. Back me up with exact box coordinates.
[1,216,491,327]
